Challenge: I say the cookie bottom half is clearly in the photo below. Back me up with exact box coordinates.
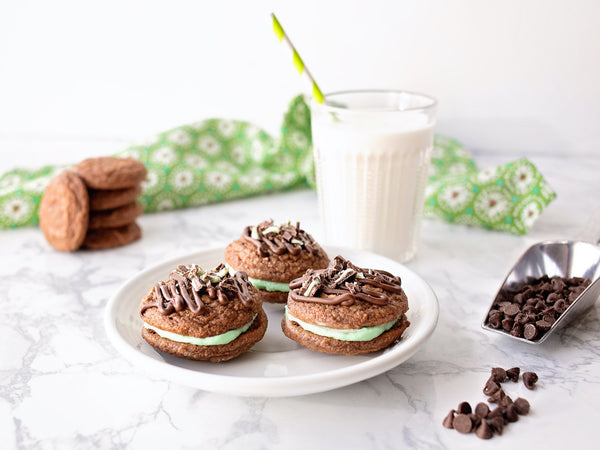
[281,314,410,355]
[142,309,268,362]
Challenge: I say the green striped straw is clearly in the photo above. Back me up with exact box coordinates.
[271,13,325,104]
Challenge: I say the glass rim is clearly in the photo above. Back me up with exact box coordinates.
[314,89,437,114]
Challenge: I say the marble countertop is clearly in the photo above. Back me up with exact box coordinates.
[1,153,599,449]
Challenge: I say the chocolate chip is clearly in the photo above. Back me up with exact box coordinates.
[514,397,530,415]
[523,323,538,340]
[546,292,559,304]
[523,372,538,390]
[536,320,552,331]
[483,378,501,396]
[475,419,494,439]
[486,416,504,435]
[515,312,529,325]
[488,406,504,419]
[491,367,507,383]
[442,410,455,428]
[506,367,520,382]
[503,303,520,316]
[453,413,473,434]
[487,389,506,404]
[554,299,568,314]
[510,323,523,338]
[469,413,481,428]
[488,310,502,329]
[457,401,472,415]
[502,317,514,331]
[475,402,490,418]
[504,403,519,422]
[499,393,513,408]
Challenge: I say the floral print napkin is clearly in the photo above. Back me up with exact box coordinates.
[0,96,555,234]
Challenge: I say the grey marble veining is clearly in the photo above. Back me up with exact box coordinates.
[1,154,599,449]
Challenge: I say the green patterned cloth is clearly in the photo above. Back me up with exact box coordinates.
[0,96,555,234]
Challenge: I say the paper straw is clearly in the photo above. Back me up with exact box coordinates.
[271,13,325,104]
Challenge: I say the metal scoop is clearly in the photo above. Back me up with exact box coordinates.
[481,239,600,344]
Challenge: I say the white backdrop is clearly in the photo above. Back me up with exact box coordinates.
[0,0,598,170]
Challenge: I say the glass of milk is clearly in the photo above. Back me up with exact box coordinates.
[311,90,437,262]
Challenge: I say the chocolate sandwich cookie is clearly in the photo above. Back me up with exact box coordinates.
[73,156,147,190]
[282,255,410,355]
[89,185,142,211]
[39,170,89,252]
[88,201,143,229]
[224,220,330,304]
[83,222,142,249]
[139,263,267,362]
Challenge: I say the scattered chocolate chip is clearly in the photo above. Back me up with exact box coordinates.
[487,389,506,404]
[523,372,538,390]
[442,410,455,429]
[486,416,504,435]
[483,378,501,396]
[453,414,473,434]
[499,393,513,408]
[491,367,507,383]
[475,402,490,418]
[475,419,494,439]
[487,406,504,420]
[457,401,472,415]
[504,404,519,422]
[506,367,520,382]
[514,398,530,415]
[469,413,482,428]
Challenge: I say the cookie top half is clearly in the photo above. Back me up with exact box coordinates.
[224,220,330,283]
[140,263,262,338]
[73,156,147,190]
[287,255,409,329]
[39,170,89,251]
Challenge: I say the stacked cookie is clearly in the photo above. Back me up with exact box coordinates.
[40,157,146,251]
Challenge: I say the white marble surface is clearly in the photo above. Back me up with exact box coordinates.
[1,153,599,449]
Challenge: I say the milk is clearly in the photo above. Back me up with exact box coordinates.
[311,94,435,262]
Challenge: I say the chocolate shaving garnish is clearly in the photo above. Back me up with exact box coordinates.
[241,219,322,257]
[142,263,254,315]
[289,255,402,307]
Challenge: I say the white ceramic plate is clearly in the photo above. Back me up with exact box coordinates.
[104,246,439,397]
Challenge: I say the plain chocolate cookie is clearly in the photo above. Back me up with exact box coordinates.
[89,185,142,211]
[73,157,147,190]
[88,201,143,230]
[82,222,141,249]
[39,170,89,252]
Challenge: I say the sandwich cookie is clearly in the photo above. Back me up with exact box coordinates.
[282,255,410,355]
[224,220,330,304]
[140,263,267,362]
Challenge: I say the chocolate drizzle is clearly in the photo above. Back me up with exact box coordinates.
[289,255,402,306]
[241,219,322,257]
[140,263,254,316]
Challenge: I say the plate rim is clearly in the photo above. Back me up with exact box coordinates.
[104,245,439,397]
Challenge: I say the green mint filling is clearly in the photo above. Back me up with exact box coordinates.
[225,263,290,292]
[285,306,398,342]
[143,313,257,346]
